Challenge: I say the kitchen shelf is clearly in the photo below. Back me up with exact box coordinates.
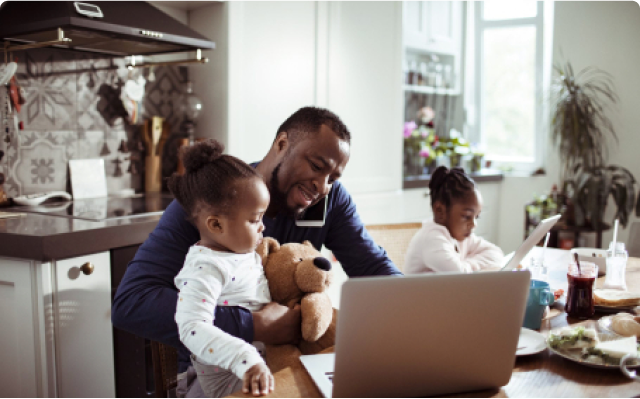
[403,84,459,95]
[403,168,504,189]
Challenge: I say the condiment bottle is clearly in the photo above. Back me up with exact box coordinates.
[603,242,628,291]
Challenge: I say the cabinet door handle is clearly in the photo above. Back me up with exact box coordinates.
[80,262,95,275]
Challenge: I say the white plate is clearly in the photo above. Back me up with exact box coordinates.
[547,331,640,369]
[516,328,546,356]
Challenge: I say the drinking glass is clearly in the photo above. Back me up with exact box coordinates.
[603,242,628,291]
[565,261,598,319]
[529,257,548,283]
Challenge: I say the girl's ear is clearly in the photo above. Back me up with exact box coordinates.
[206,216,223,234]
[433,201,447,220]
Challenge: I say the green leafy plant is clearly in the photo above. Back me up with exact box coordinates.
[551,61,640,229]
[563,164,639,229]
[551,61,618,175]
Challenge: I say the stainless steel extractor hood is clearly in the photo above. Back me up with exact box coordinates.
[0,1,215,56]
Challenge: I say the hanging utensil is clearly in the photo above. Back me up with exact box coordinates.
[0,62,17,86]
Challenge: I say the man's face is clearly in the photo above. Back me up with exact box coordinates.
[270,125,350,218]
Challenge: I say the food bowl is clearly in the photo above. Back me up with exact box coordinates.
[570,247,608,276]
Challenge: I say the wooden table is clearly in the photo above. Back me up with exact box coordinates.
[231,248,640,398]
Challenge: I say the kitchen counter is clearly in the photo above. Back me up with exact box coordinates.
[0,196,170,261]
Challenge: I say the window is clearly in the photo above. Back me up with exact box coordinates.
[465,1,554,173]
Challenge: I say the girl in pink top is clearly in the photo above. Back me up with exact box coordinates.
[404,166,504,274]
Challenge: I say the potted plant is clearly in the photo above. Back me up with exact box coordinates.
[550,61,640,229]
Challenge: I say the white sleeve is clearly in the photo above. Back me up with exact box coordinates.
[174,259,264,379]
[419,231,473,273]
[463,234,505,272]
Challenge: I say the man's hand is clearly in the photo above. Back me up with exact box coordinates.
[242,363,274,396]
[253,302,301,345]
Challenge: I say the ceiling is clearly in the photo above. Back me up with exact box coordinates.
[149,1,217,12]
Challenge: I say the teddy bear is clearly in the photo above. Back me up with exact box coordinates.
[255,237,337,372]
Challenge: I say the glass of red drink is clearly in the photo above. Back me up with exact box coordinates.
[565,261,598,319]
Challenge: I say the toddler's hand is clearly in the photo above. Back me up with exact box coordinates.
[242,363,274,396]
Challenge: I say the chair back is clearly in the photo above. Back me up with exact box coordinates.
[150,340,178,398]
[628,221,640,258]
[366,223,422,272]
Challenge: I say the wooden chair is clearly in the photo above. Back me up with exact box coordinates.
[365,223,422,272]
[628,221,640,258]
[150,340,178,398]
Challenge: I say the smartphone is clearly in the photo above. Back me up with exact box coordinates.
[295,196,327,227]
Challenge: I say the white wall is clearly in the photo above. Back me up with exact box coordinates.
[187,2,404,197]
[497,1,640,253]
[189,3,229,147]
[552,1,640,247]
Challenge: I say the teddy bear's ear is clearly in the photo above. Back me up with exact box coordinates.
[302,240,314,248]
[256,237,280,265]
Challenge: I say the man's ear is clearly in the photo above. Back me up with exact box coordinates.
[206,215,224,234]
[273,131,290,155]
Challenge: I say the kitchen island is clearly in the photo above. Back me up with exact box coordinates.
[0,195,172,398]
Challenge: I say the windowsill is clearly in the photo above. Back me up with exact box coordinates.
[402,168,504,189]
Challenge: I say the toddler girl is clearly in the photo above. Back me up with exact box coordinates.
[404,166,504,274]
[169,139,274,397]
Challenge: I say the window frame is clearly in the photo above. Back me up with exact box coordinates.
[467,1,553,174]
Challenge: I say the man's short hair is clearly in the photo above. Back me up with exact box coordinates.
[276,106,351,146]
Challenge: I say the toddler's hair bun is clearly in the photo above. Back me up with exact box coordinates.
[182,139,225,173]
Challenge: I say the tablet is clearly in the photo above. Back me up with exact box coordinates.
[501,214,561,270]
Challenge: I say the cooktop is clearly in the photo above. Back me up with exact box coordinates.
[10,193,174,221]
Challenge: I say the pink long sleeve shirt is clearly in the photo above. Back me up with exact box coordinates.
[404,220,504,274]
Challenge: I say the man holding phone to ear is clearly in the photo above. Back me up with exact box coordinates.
[112,106,401,397]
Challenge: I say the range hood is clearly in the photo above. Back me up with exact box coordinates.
[0,1,215,56]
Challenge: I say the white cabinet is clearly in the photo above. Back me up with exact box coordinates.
[0,259,42,397]
[0,252,114,398]
[403,1,463,56]
[54,252,114,398]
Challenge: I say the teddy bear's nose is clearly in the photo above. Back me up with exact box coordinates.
[313,257,332,271]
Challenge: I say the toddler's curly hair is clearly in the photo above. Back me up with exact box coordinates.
[167,139,260,221]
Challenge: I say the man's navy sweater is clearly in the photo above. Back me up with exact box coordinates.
[112,180,401,372]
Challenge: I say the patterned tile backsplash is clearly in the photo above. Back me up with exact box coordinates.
[0,48,188,197]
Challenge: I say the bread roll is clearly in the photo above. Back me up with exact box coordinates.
[611,313,640,338]
[594,289,640,307]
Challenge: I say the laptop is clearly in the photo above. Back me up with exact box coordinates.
[501,214,561,270]
[300,271,530,397]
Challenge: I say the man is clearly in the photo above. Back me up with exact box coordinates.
[112,106,401,396]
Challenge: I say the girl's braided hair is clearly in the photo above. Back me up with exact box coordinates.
[167,139,260,221]
[428,166,476,208]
